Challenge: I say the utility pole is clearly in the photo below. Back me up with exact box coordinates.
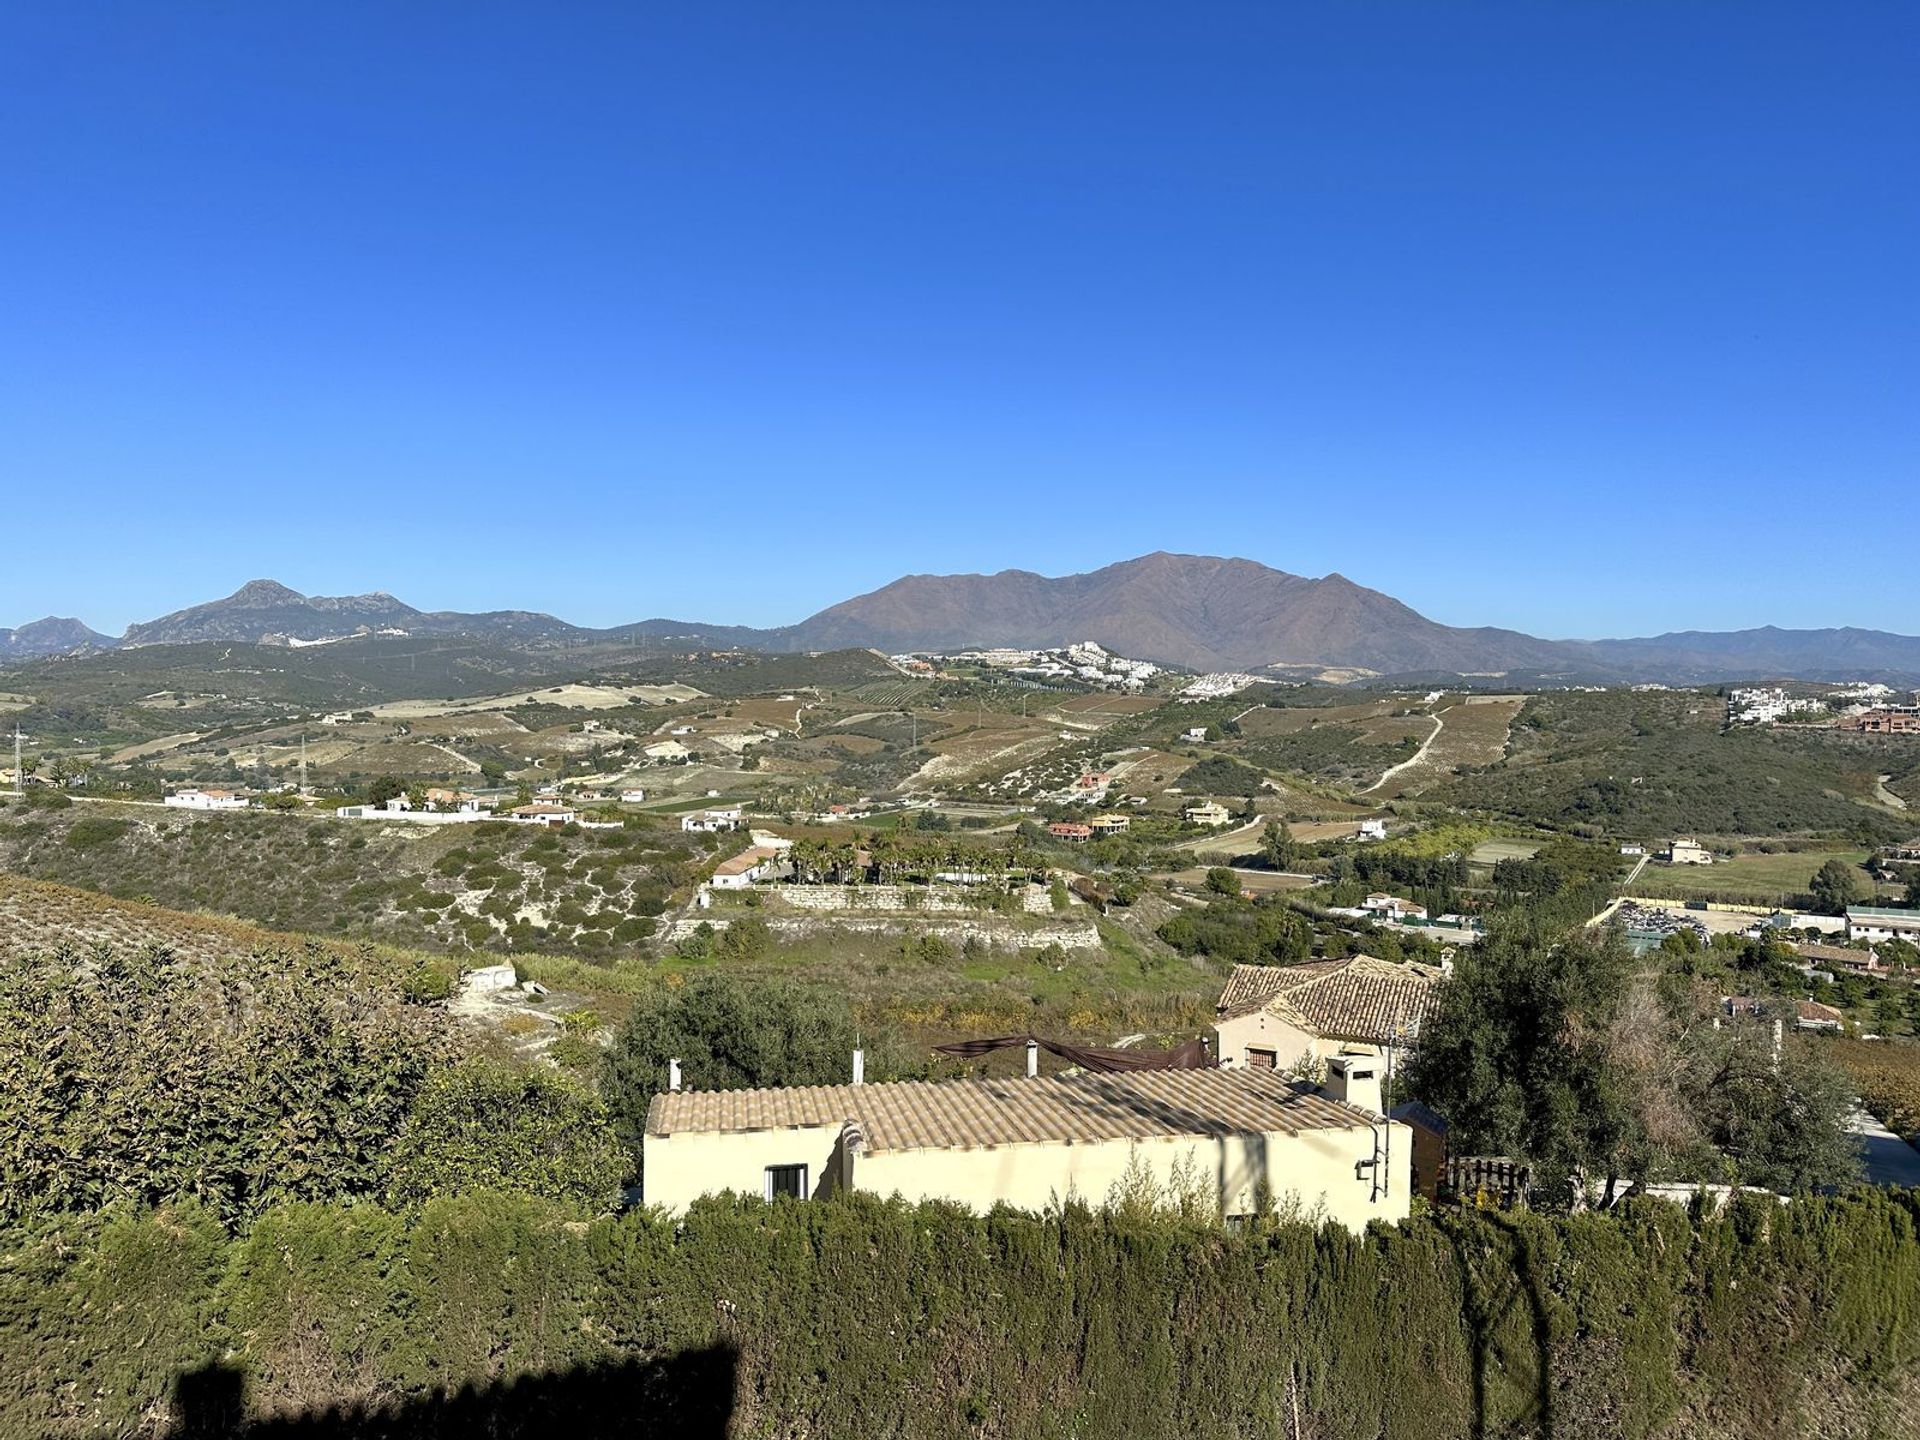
[299,733,309,795]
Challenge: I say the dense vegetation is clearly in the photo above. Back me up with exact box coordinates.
[6,1189,1920,1438]
[1409,923,1861,1198]
[1435,690,1913,841]
[0,802,699,957]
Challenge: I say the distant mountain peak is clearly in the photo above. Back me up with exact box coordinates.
[7,554,1920,683]
[773,552,1553,674]
[228,579,307,606]
[0,616,115,660]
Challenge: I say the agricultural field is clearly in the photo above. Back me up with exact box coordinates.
[1628,849,1897,907]
[1051,693,1164,720]
[1832,1039,1920,1140]
[1232,719,1426,790]
[727,696,808,731]
[1233,699,1404,737]
[845,678,928,708]
[1468,837,1545,865]
[1372,695,1526,799]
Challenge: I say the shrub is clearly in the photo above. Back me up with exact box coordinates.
[388,1059,627,1209]
[65,816,130,850]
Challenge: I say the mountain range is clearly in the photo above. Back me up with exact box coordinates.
[4,556,1919,685]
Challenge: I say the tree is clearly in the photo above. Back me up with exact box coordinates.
[600,973,863,1158]
[1809,859,1865,915]
[1260,819,1295,871]
[367,774,406,806]
[1205,867,1241,897]
[1407,924,1644,1200]
[1410,922,1859,1202]
[1673,1016,1860,1191]
[388,1058,626,1209]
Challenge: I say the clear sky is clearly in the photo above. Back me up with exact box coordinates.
[2,3,1914,639]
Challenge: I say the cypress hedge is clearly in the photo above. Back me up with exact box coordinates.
[3,1190,1919,1438]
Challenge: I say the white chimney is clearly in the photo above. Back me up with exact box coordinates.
[852,1048,865,1086]
[1026,1039,1040,1078]
[668,1057,682,1092]
[1322,1054,1383,1116]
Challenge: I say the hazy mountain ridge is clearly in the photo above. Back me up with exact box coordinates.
[0,617,116,659]
[116,580,584,648]
[5,559,1920,682]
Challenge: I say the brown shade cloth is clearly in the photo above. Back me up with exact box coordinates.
[934,1034,1212,1073]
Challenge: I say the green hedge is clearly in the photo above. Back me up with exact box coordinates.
[4,1191,1920,1438]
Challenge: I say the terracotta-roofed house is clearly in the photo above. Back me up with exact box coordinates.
[1213,955,1444,1077]
[1795,1000,1846,1033]
[709,845,785,890]
[643,1066,1409,1231]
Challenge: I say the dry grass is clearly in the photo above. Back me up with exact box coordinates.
[1234,701,1394,737]
[1373,696,1525,799]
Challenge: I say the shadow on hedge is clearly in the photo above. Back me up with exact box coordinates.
[167,1344,737,1439]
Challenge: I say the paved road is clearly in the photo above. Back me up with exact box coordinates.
[1851,1107,1920,1187]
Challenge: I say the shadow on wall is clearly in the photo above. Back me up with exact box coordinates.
[1444,1212,1552,1440]
[167,1345,738,1440]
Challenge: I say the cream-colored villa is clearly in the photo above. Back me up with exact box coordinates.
[1212,956,1444,1075]
[644,1065,1410,1231]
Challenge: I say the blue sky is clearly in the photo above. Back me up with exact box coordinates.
[2,3,1914,639]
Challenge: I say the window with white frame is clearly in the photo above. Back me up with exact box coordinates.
[764,1163,808,1200]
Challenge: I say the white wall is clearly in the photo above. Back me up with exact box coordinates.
[644,1119,1411,1233]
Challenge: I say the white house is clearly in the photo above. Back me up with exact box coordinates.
[642,1066,1409,1233]
[1361,893,1428,923]
[620,788,648,803]
[1665,838,1713,866]
[1213,956,1444,1076]
[1848,907,1920,945]
[507,802,577,827]
[1184,726,1209,743]
[1183,800,1231,827]
[164,788,249,811]
[1357,819,1388,842]
[709,845,785,890]
[682,804,744,833]
[336,797,492,825]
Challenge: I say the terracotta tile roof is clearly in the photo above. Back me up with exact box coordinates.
[646,1067,1376,1153]
[1216,956,1443,1045]
[1794,941,1881,968]
[712,845,780,878]
[1216,959,1348,1013]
